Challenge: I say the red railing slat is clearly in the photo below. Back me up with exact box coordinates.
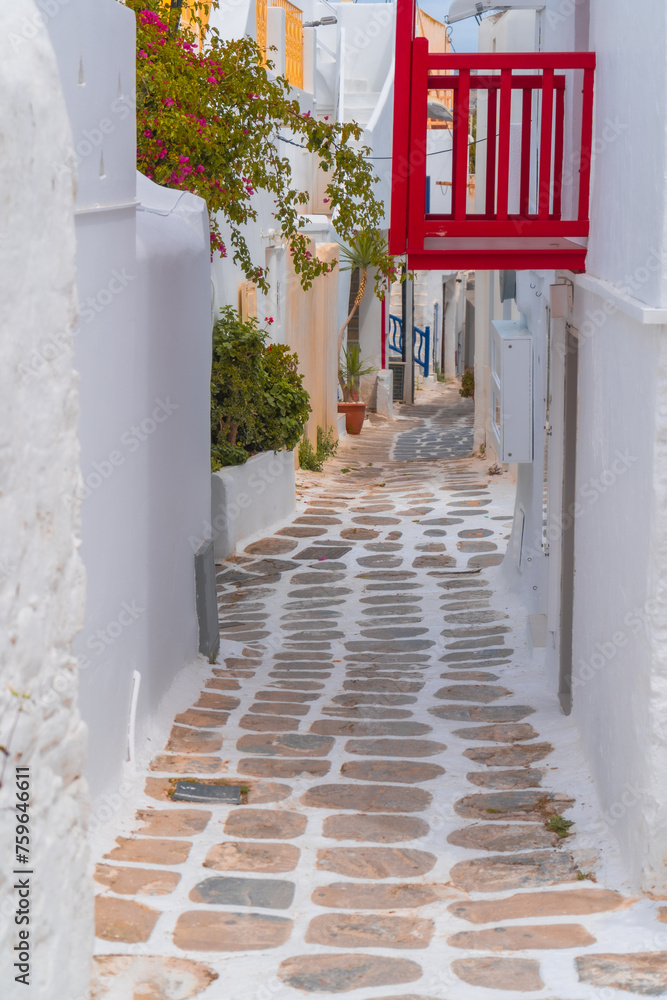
[486,88,497,217]
[407,36,429,248]
[454,68,471,219]
[389,0,415,255]
[553,85,565,219]
[389,0,596,272]
[496,69,512,220]
[578,66,596,222]
[520,88,532,216]
[538,67,555,219]
[428,52,596,71]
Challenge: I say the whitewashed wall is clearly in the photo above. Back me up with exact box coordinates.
[0,3,92,998]
[492,0,667,893]
[46,0,213,802]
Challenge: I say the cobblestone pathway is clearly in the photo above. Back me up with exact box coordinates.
[392,383,474,461]
[92,390,667,1000]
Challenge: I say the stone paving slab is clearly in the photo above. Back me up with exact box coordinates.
[90,383,667,999]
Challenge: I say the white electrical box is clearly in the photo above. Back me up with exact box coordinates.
[490,320,534,464]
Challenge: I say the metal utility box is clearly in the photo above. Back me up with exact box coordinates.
[490,320,533,463]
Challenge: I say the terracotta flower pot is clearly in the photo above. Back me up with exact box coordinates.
[338,401,367,435]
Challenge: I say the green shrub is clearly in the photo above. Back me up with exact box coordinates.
[460,368,475,398]
[211,307,311,470]
[299,425,339,472]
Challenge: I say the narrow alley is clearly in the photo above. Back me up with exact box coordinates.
[91,385,667,1000]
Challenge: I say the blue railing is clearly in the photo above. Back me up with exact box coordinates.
[388,315,430,379]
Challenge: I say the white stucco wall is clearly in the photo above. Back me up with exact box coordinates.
[489,0,667,893]
[47,1,213,802]
[0,4,92,997]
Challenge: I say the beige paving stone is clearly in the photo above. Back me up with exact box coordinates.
[104,837,191,865]
[204,676,243,690]
[466,768,544,789]
[193,692,240,710]
[239,713,301,732]
[340,760,445,783]
[449,923,596,950]
[453,722,539,742]
[248,701,311,716]
[312,882,451,909]
[203,841,300,873]
[238,757,331,778]
[148,755,223,774]
[345,737,446,757]
[302,782,432,812]
[143,776,291,804]
[91,955,218,999]
[448,888,631,924]
[95,897,160,943]
[450,850,580,892]
[317,846,436,879]
[322,813,429,843]
[94,865,181,896]
[278,953,422,993]
[173,708,229,728]
[448,823,559,852]
[174,911,293,951]
[464,742,554,766]
[576,954,667,995]
[224,808,307,839]
[306,913,434,949]
[452,957,543,992]
[165,726,222,753]
[132,809,211,838]
[245,537,299,554]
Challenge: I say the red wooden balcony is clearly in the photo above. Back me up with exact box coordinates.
[390,0,596,271]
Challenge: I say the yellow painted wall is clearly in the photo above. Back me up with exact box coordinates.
[284,241,340,445]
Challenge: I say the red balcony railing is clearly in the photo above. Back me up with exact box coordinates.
[390,0,596,271]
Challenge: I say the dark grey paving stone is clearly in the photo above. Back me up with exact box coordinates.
[286,587,351,599]
[295,547,352,560]
[446,636,505,649]
[236,733,335,757]
[311,720,433,737]
[444,611,508,624]
[458,541,498,553]
[275,651,332,660]
[333,694,418,707]
[419,518,464,526]
[323,706,413,720]
[190,876,295,909]
[345,640,434,652]
[290,572,346,585]
[443,649,514,662]
[429,705,535,723]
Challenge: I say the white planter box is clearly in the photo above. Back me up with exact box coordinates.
[211,449,296,560]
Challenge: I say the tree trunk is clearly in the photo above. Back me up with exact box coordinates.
[337,267,368,398]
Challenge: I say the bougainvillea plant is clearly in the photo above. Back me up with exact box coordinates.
[127,0,398,293]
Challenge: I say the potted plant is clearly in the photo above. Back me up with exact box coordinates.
[336,230,389,435]
[338,343,377,434]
